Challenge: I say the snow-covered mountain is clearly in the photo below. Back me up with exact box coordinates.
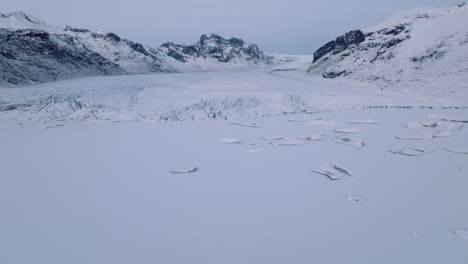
[0,12,275,86]
[308,4,468,95]
[0,12,123,85]
[160,34,275,71]
[0,28,126,85]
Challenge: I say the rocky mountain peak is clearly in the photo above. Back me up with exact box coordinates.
[199,33,246,47]
[161,33,274,65]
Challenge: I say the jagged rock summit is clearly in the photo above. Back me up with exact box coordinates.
[0,12,275,86]
[308,4,468,95]
[160,33,275,68]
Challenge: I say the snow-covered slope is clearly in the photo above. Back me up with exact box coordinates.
[63,27,174,74]
[308,4,468,96]
[0,28,126,86]
[0,11,56,31]
[160,34,275,71]
[0,12,275,86]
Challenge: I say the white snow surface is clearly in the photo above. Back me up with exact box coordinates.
[0,54,467,264]
[1,107,467,264]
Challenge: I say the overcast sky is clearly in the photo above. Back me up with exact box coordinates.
[3,0,457,54]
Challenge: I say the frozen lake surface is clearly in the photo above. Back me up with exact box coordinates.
[1,107,467,264]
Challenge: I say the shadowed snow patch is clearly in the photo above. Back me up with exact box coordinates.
[455,229,468,240]
[334,128,364,133]
[347,119,379,124]
[274,137,303,146]
[243,145,264,153]
[388,147,434,156]
[346,196,368,202]
[427,113,468,123]
[307,119,338,126]
[444,148,468,154]
[334,137,365,149]
[314,164,354,180]
[230,121,262,128]
[262,136,303,146]
[433,131,453,137]
[219,138,243,144]
[297,134,326,141]
[171,167,199,174]
[395,135,433,140]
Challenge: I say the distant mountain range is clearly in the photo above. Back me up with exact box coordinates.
[0,12,275,86]
[308,4,468,92]
[2,4,467,91]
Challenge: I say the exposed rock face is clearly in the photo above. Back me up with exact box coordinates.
[308,21,414,81]
[308,4,468,93]
[0,29,125,86]
[313,30,365,63]
[160,34,275,65]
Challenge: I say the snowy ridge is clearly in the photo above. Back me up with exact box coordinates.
[308,4,468,98]
[0,11,56,31]
[63,27,174,74]
[0,12,275,86]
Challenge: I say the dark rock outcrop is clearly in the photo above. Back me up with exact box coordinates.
[322,70,347,79]
[308,24,412,79]
[313,30,365,63]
